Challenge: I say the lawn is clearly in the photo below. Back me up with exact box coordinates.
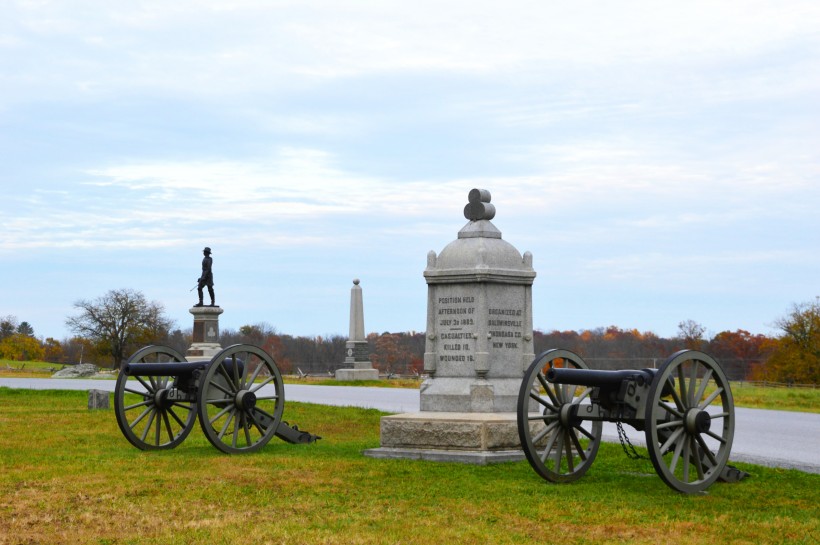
[0,388,817,544]
[730,382,819,413]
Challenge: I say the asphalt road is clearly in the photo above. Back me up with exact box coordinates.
[2,377,818,474]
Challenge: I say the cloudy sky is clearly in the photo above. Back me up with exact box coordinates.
[2,1,819,342]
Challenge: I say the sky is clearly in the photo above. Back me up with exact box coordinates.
[2,1,819,342]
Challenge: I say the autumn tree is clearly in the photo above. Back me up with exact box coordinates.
[0,334,44,361]
[42,338,65,363]
[262,334,293,374]
[238,323,270,345]
[66,288,174,368]
[534,328,677,370]
[233,323,295,374]
[708,329,774,380]
[764,299,820,384]
[369,333,400,373]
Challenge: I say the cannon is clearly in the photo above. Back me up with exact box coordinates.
[517,349,744,493]
[114,344,319,453]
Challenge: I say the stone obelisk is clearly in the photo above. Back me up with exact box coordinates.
[335,279,379,380]
[365,188,536,463]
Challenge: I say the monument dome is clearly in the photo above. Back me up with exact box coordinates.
[431,222,532,277]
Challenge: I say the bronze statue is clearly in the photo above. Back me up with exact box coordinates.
[195,247,215,307]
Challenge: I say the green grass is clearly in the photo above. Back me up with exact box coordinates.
[0,358,68,371]
[731,383,819,413]
[0,388,817,544]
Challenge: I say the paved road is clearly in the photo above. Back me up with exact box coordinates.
[2,377,818,474]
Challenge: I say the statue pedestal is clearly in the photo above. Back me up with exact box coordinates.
[186,306,223,360]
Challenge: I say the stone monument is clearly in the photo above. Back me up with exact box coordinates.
[335,279,379,380]
[364,188,536,463]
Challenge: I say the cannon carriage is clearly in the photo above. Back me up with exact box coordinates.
[114,344,318,453]
[517,349,743,493]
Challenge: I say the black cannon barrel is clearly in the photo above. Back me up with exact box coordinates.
[125,357,245,378]
[123,360,210,377]
[546,367,656,387]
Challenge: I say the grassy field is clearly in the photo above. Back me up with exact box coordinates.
[0,388,817,545]
[0,358,69,373]
[730,382,819,413]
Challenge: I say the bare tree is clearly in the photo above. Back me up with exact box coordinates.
[677,319,706,350]
[66,288,174,368]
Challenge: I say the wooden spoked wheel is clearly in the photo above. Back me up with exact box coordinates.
[645,350,735,493]
[196,344,285,454]
[517,349,602,483]
[114,346,197,450]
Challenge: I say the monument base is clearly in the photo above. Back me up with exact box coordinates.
[362,412,525,465]
[363,447,523,464]
[335,368,380,381]
[186,343,223,359]
[419,377,524,413]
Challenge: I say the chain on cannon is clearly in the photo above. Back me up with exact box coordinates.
[114,344,319,453]
[516,348,748,493]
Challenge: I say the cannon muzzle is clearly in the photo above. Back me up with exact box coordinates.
[546,367,656,388]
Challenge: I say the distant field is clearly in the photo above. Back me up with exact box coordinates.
[0,358,68,372]
[731,382,819,414]
[1,359,817,413]
[0,388,817,545]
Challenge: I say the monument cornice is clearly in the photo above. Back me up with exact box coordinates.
[424,269,536,285]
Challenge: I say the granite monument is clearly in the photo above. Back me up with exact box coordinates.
[365,188,536,463]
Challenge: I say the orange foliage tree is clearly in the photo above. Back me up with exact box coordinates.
[762,299,820,384]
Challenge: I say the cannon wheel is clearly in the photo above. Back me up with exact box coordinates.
[114,345,198,450]
[645,350,735,493]
[517,349,602,483]
[197,344,285,454]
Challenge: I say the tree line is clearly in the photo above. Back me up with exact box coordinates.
[2,289,817,384]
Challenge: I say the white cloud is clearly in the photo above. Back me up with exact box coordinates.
[3,0,819,103]
[0,149,470,251]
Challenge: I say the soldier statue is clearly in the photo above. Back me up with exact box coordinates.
[195,247,216,307]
